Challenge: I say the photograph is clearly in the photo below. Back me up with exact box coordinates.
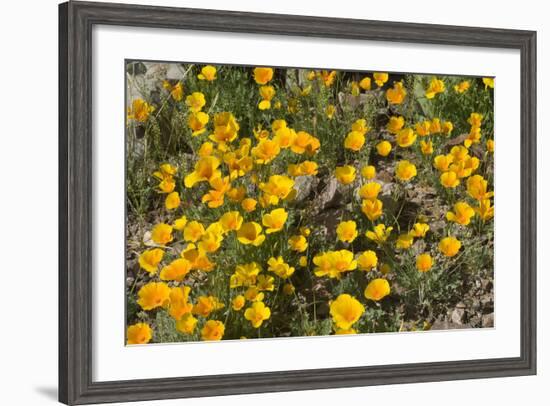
[125,61,495,344]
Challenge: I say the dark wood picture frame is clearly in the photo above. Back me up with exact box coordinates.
[59,1,537,404]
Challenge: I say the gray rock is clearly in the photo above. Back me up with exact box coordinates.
[451,307,466,325]
[294,175,319,202]
[482,313,494,328]
[316,177,341,210]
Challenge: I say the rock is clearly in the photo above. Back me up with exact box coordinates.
[430,319,467,330]
[451,307,466,325]
[482,279,494,292]
[165,64,184,80]
[482,313,494,328]
[316,177,341,210]
[468,314,482,328]
[294,175,319,202]
[480,294,494,313]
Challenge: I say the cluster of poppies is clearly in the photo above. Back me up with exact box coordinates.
[125,64,494,344]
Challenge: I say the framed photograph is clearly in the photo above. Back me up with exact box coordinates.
[59,1,536,404]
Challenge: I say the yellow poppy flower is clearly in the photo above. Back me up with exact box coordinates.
[244,302,271,328]
[226,185,246,202]
[241,197,258,213]
[373,72,389,87]
[387,116,405,134]
[258,85,276,110]
[169,82,184,101]
[236,222,265,246]
[396,233,414,249]
[429,118,442,133]
[159,258,192,281]
[256,274,275,292]
[351,119,369,135]
[183,221,205,242]
[137,282,170,310]
[446,202,475,226]
[253,67,274,84]
[335,165,356,185]
[420,140,434,155]
[244,286,265,302]
[319,70,337,87]
[259,175,295,202]
[184,156,221,188]
[364,278,390,301]
[336,220,358,243]
[230,262,261,288]
[475,199,494,221]
[440,171,460,188]
[198,229,223,253]
[313,250,357,279]
[126,323,152,345]
[344,131,366,151]
[468,112,483,127]
[416,253,433,272]
[188,111,209,136]
[262,208,288,234]
[386,81,407,104]
[219,211,243,233]
[165,191,180,210]
[151,223,173,245]
[168,286,193,320]
[433,154,453,172]
[193,296,224,317]
[273,126,297,149]
[454,80,470,93]
[359,76,371,90]
[361,165,376,179]
[210,112,240,145]
[361,198,383,221]
[358,182,381,200]
[288,235,308,252]
[442,120,454,135]
[365,224,392,243]
[185,91,206,113]
[138,248,164,274]
[395,160,417,181]
[201,320,225,341]
[439,236,462,257]
[252,139,281,164]
[153,163,177,180]
[466,175,494,200]
[376,140,392,157]
[172,215,188,231]
[326,104,336,119]
[292,131,321,155]
[267,256,295,279]
[197,65,217,81]
[410,222,429,238]
[487,139,495,153]
[396,128,417,147]
[232,295,246,311]
[415,120,431,136]
[482,77,494,89]
[198,141,214,157]
[127,98,154,122]
[330,294,365,329]
[425,78,445,99]
[176,313,198,334]
[158,177,176,193]
[357,250,378,271]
